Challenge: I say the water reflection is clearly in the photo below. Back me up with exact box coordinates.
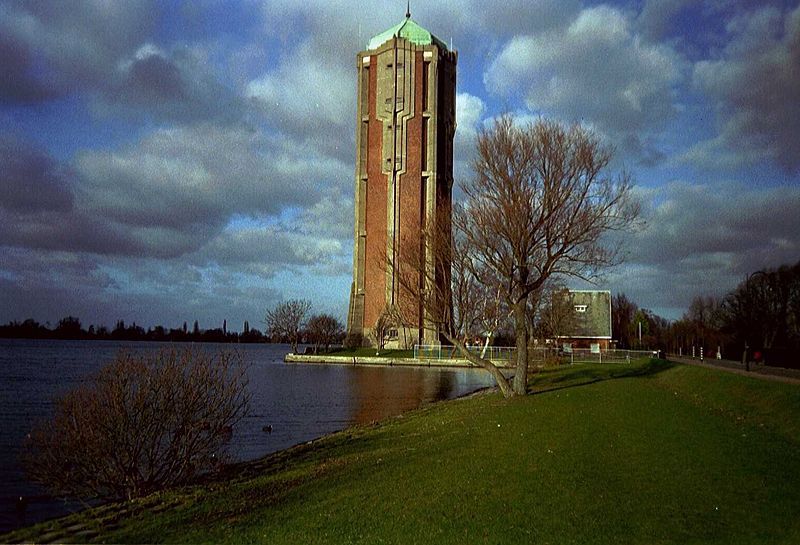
[0,340,496,532]
[347,366,456,424]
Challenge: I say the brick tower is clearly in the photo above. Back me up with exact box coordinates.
[346,12,456,348]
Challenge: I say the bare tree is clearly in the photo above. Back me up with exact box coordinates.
[721,261,800,365]
[612,292,638,348]
[22,348,249,501]
[372,307,395,353]
[306,314,343,354]
[536,285,577,343]
[265,299,312,354]
[391,215,515,397]
[382,116,637,397]
[460,116,639,395]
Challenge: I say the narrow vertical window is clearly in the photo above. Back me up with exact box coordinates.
[421,117,428,171]
[360,66,370,116]
[422,61,430,111]
[360,120,368,177]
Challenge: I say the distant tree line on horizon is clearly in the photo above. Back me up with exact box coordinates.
[0,317,265,343]
[1,307,347,349]
[0,316,267,343]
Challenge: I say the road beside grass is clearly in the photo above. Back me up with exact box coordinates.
[5,359,800,544]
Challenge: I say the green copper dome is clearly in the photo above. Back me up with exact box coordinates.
[366,16,448,51]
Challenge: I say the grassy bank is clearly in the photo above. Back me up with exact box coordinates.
[324,347,416,358]
[5,359,800,544]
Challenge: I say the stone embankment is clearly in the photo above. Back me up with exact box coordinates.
[284,353,515,368]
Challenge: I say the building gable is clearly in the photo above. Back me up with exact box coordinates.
[566,290,612,339]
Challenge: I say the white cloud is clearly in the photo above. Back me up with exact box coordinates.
[484,5,683,160]
[453,92,486,183]
[455,92,486,142]
[247,41,354,135]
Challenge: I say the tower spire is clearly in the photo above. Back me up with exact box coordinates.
[406,1,411,18]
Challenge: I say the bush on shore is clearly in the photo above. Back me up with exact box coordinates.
[22,348,250,501]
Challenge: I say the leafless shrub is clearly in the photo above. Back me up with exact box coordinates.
[22,348,250,501]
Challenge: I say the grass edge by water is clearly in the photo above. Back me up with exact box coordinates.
[5,358,800,544]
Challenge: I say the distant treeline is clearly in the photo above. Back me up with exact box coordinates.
[0,317,267,343]
[613,260,800,368]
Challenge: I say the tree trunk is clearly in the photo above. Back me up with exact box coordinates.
[445,334,514,398]
[513,298,529,395]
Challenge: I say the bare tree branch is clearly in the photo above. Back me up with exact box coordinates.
[22,348,250,501]
[265,299,312,354]
[461,115,640,395]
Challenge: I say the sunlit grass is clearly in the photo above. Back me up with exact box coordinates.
[6,359,800,544]
[325,347,416,358]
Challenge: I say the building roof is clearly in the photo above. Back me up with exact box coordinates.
[366,16,448,51]
[564,290,612,339]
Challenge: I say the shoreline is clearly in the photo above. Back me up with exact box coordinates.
[8,358,800,544]
[4,371,501,539]
[284,353,516,368]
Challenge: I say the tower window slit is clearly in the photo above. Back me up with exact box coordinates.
[422,61,430,111]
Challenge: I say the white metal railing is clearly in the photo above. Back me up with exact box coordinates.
[561,348,657,364]
[414,344,516,361]
[414,344,656,364]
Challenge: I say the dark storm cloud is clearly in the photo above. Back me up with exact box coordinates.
[1,123,351,260]
[635,182,800,272]
[0,2,246,125]
[0,135,74,212]
[0,247,120,325]
[107,45,250,124]
[0,0,156,100]
[608,181,800,317]
[0,247,284,328]
[0,208,217,258]
[692,4,800,171]
[0,130,226,258]
[126,53,186,102]
[0,34,63,104]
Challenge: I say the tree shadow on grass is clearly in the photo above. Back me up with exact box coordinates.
[529,359,675,395]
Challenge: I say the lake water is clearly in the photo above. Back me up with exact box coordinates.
[0,339,497,532]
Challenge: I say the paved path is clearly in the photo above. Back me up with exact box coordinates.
[667,355,800,385]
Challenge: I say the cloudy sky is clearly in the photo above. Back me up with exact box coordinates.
[2,0,799,331]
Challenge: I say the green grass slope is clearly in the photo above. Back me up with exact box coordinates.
[5,360,800,544]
